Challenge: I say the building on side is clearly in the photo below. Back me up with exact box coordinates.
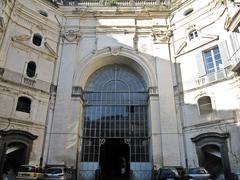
[0,0,239,179]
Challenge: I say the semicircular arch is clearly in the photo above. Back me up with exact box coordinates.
[73,48,157,89]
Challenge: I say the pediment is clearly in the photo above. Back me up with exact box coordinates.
[12,34,57,58]
[175,34,219,56]
[44,42,57,57]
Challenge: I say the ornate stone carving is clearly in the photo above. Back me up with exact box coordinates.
[110,46,122,56]
[11,35,31,42]
[63,30,81,42]
[72,86,83,98]
[152,30,172,43]
[149,86,158,96]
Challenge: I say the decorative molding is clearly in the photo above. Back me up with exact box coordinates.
[72,86,84,98]
[176,41,187,55]
[0,129,38,140]
[224,10,240,31]
[63,30,81,42]
[110,46,122,56]
[191,132,230,143]
[200,34,219,39]
[152,30,172,43]
[44,42,57,58]
[149,86,158,96]
[11,34,31,42]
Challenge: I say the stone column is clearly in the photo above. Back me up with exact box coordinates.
[148,87,163,168]
[156,58,181,167]
[70,86,84,170]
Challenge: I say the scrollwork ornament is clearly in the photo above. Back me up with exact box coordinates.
[110,46,122,56]
[152,30,172,43]
[63,30,81,42]
[99,138,106,146]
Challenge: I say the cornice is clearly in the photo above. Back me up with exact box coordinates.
[15,3,61,31]
[61,6,171,18]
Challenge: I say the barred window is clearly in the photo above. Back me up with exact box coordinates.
[81,65,149,162]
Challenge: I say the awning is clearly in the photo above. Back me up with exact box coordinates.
[6,145,24,154]
[203,146,221,158]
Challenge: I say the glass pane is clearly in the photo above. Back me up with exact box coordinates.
[81,65,149,162]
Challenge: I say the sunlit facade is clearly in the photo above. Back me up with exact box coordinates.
[0,0,240,179]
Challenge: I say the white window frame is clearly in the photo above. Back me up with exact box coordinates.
[203,46,223,74]
[189,29,198,41]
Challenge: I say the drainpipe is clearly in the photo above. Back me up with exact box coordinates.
[167,15,189,169]
[40,12,64,167]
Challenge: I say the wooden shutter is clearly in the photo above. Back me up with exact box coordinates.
[230,32,240,60]
[218,40,230,67]
[196,52,206,77]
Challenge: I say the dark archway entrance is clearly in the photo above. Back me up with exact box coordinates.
[0,130,37,175]
[202,145,223,178]
[100,138,130,179]
[3,142,28,174]
[192,132,231,179]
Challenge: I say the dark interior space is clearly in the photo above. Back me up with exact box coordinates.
[3,142,27,174]
[202,145,223,179]
[100,138,130,180]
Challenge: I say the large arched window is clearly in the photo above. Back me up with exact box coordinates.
[198,96,213,114]
[16,97,31,113]
[81,65,149,163]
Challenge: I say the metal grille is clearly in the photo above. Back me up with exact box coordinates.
[81,65,149,162]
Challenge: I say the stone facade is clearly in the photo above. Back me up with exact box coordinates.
[0,0,240,179]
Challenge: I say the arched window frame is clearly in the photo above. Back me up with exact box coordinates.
[32,33,44,47]
[26,61,37,78]
[16,96,32,113]
[197,96,213,115]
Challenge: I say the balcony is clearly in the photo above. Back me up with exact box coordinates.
[51,0,175,7]
[0,68,51,93]
[183,69,228,91]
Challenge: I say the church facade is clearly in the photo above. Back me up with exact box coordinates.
[0,0,240,179]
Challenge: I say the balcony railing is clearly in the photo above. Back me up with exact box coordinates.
[0,68,51,93]
[183,69,227,91]
[52,0,173,7]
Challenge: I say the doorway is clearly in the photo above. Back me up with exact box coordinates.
[3,142,27,174]
[100,138,130,179]
[192,132,231,179]
[202,145,223,179]
[0,130,37,175]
